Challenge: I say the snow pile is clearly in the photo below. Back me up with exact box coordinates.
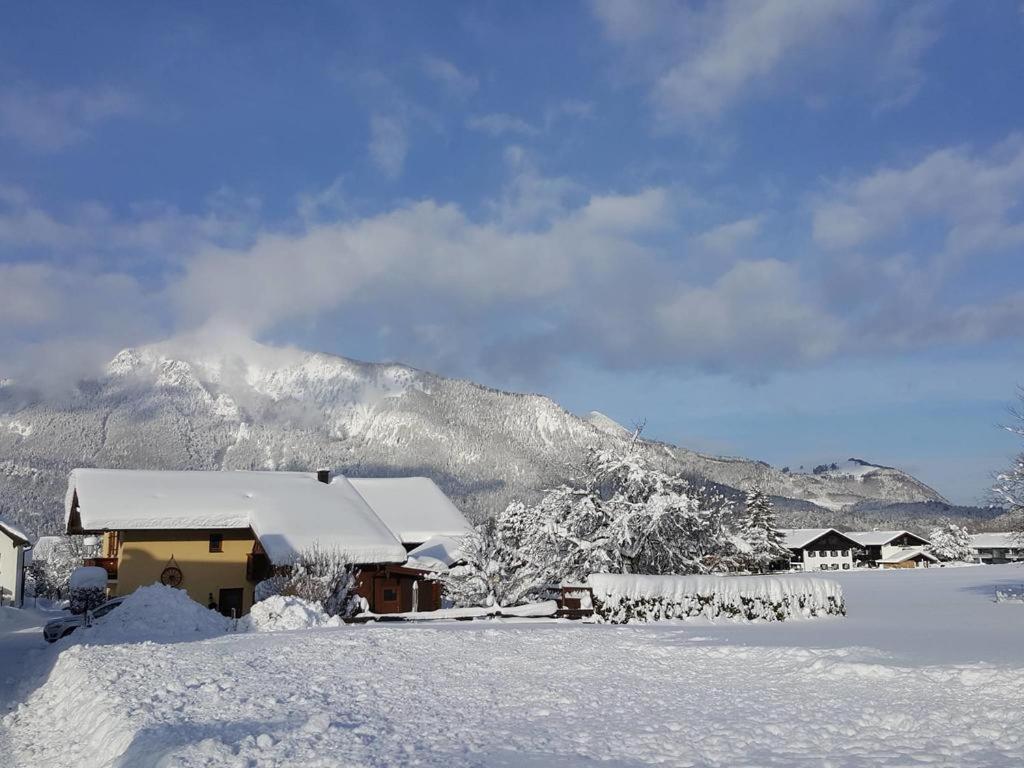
[80,584,230,643]
[240,595,343,632]
[588,573,844,623]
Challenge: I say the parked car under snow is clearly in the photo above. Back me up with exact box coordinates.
[43,597,125,643]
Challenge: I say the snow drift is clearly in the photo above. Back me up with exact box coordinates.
[587,574,845,623]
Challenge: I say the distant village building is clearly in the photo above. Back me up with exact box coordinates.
[65,468,471,616]
[778,529,860,571]
[846,531,936,569]
[970,533,1023,565]
[0,517,31,607]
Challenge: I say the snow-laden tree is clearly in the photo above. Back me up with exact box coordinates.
[512,445,738,586]
[994,389,1024,542]
[29,536,92,600]
[928,524,973,562]
[437,444,741,606]
[279,545,362,617]
[433,514,547,608]
[738,488,789,573]
[551,447,738,578]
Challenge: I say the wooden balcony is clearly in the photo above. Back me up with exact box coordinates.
[84,556,118,580]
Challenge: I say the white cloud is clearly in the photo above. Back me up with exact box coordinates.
[421,56,479,98]
[0,82,137,151]
[467,113,539,137]
[655,259,842,369]
[812,135,1024,258]
[0,184,259,259]
[170,176,842,379]
[590,0,943,126]
[368,115,409,179]
[695,215,764,255]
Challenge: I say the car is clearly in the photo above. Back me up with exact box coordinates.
[43,597,125,643]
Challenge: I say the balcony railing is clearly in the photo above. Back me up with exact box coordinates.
[84,557,118,580]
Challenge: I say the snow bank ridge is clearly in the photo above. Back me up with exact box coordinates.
[588,574,845,624]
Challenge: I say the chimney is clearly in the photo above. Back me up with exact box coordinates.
[316,469,331,484]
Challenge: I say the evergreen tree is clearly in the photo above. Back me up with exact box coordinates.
[739,488,789,573]
[928,524,973,562]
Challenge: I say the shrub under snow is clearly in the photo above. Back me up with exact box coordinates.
[81,584,230,643]
[588,574,845,624]
[68,566,108,615]
[240,595,344,632]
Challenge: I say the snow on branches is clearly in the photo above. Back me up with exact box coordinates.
[438,444,746,606]
[995,390,1024,542]
[928,523,973,562]
[737,488,789,573]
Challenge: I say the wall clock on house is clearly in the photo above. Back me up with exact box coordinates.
[160,555,183,587]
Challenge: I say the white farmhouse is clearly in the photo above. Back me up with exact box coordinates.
[846,531,937,569]
[970,533,1023,564]
[778,529,860,571]
[0,517,31,607]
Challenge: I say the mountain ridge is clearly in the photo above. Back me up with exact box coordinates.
[0,336,960,539]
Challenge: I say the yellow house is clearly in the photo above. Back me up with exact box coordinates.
[66,469,411,616]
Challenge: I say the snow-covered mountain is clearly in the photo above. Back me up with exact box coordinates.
[0,336,948,538]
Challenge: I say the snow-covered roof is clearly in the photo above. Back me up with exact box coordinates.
[778,528,851,550]
[65,469,408,566]
[405,535,467,571]
[846,530,929,547]
[0,517,30,546]
[347,477,471,545]
[877,548,939,564]
[970,533,1022,549]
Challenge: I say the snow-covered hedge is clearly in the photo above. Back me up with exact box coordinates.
[240,595,344,632]
[587,574,844,624]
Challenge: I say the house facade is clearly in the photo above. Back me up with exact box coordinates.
[779,529,860,571]
[65,468,468,616]
[970,533,1023,564]
[847,531,933,568]
[0,518,31,607]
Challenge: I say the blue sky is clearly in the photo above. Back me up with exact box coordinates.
[2,1,1023,503]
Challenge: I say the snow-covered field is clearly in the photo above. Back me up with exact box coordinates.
[3,566,1024,767]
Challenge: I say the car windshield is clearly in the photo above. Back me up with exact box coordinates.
[92,602,120,618]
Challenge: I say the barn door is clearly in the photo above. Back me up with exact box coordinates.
[374,577,401,614]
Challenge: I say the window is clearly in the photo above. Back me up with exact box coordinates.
[209,534,223,553]
[807,550,815,557]
[820,564,828,570]
[842,549,849,556]
[842,563,850,570]
[831,563,839,570]
[831,550,838,557]
[383,588,398,602]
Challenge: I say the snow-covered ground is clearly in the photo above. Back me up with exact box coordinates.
[3,565,1024,767]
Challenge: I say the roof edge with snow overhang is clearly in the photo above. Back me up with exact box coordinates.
[347,477,472,545]
[778,528,860,551]
[846,530,930,547]
[64,468,408,566]
[0,517,30,547]
[876,547,939,564]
